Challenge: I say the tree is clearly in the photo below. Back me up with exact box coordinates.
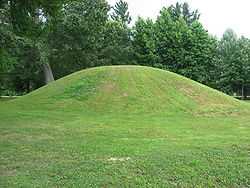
[6,0,65,84]
[49,0,110,77]
[154,8,191,72]
[167,2,200,25]
[217,29,239,94]
[133,5,217,86]
[237,37,250,98]
[156,8,216,85]
[0,3,44,93]
[0,1,16,72]
[98,0,134,66]
[186,22,217,85]
[0,1,20,94]
[217,29,250,98]
[111,0,132,26]
[99,20,134,66]
[132,17,159,67]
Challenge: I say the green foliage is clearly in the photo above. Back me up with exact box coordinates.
[100,0,134,66]
[49,0,110,77]
[217,29,250,97]
[111,0,132,26]
[133,7,217,86]
[99,20,134,65]
[167,2,200,25]
[237,37,250,85]
[185,22,218,85]
[0,0,66,93]
[133,17,159,67]
[0,2,16,72]
[154,9,192,71]
[8,0,62,37]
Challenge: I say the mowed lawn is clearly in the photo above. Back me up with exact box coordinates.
[1,108,250,187]
[1,66,250,187]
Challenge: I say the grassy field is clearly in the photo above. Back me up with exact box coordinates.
[1,66,250,187]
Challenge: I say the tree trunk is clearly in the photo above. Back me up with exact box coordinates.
[26,80,32,93]
[241,84,246,100]
[42,63,54,84]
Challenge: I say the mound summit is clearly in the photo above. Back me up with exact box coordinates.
[10,66,247,115]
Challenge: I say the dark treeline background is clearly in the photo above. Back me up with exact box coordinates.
[1,0,250,98]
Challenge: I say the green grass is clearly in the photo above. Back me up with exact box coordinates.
[0,97,17,102]
[1,66,250,187]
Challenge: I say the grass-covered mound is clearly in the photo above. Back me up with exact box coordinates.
[1,66,250,187]
[8,65,248,116]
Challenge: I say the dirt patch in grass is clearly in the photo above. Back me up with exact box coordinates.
[107,157,131,162]
[178,86,207,105]
[100,83,116,93]
[0,168,16,177]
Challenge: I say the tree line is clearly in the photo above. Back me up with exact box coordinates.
[1,0,250,98]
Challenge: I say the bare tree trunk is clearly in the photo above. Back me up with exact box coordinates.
[26,80,32,93]
[42,63,54,84]
[241,84,245,100]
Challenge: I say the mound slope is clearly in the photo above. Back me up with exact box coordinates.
[9,66,248,115]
